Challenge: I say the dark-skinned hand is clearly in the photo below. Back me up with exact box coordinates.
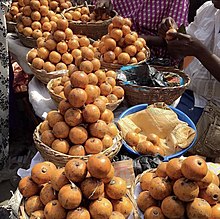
[167,32,207,59]
[158,17,178,38]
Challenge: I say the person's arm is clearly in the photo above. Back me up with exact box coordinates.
[167,32,220,82]
[139,35,167,47]
[196,47,220,82]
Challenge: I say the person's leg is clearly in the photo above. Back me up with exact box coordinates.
[176,90,203,124]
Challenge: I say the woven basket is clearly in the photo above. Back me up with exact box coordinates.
[118,65,190,106]
[7,21,16,33]
[47,77,124,110]
[16,28,37,48]
[47,78,65,103]
[18,190,137,219]
[33,123,122,167]
[26,49,68,84]
[62,6,117,40]
[100,47,150,70]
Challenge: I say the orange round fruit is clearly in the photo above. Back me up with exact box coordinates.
[79,60,93,73]
[32,57,44,70]
[104,38,116,51]
[110,28,123,41]
[70,71,89,88]
[53,30,66,42]
[117,52,130,65]
[43,62,56,72]
[57,19,68,31]
[38,47,49,60]
[68,88,87,108]
[56,41,68,54]
[112,16,125,28]
[69,126,88,144]
[84,137,103,154]
[62,52,73,65]
[82,104,101,123]
[49,51,61,64]
[87,154,111,179]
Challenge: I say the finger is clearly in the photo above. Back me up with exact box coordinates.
[158,25,168,37]
[165,18,174,28]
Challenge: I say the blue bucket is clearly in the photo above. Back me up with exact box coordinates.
[118,104,197,161]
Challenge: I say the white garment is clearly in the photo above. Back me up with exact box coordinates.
[28,77,57,119]
[185,1,220,108]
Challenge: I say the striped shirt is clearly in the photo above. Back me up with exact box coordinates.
[109,0,189,59]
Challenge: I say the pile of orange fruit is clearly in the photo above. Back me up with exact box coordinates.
[137,156,220,219]
[63,6,111,23]
[5,0,24,23]
[15,0,72,39]
[97,16,148,65]
[18,155,133,218]
[51,69,124,105]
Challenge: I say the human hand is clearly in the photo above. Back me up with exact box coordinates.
[167,32,206,58]
[158,17,178,38]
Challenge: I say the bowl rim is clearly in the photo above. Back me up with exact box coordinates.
[118,103,197,161]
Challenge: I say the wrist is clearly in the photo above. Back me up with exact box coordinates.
[195,45,211,60]
[144,35,167,47]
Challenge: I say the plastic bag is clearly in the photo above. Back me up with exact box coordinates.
[118,63,182,87]
[112,153,163,176]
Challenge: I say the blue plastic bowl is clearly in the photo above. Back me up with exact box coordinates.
[118,104,197,161]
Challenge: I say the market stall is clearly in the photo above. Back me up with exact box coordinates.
[5,0,220,218]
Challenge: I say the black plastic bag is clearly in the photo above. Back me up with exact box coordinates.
[133,154,163,176]
[118,62,181,87]
[112,153,163,176]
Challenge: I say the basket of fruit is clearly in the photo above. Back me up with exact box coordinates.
[135,156,220,219]
[118,103,197,161]
[16,27,37,48]
[14,0,73,47]
[18,156,136,219]
[47,69,125,111]
[33,121,122,167]
[62,5,117,40]
[25,17,113,85]
[33,84,123,166]
[5,0,24,33]
[26,48,68,84]
[117,65,190,106]
[96,16,150,70]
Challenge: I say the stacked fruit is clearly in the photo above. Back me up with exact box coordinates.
[50,69,124,105]
[39,63,123,155]
[49,0,72,13]
[124,131,165,156]
[63,6,111,23]
[16,0,71,39]
[18,155,133,218]
[27,17,105,72]
[97,16,148,65]
[137,156,220,219]
[5,0,24,23]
